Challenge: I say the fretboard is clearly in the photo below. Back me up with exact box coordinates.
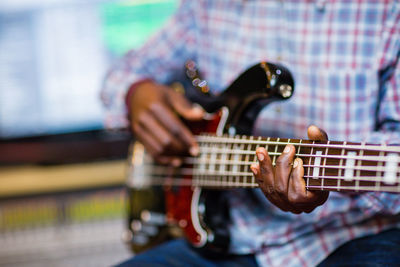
[190,134,400,193]
[129,134,400,193]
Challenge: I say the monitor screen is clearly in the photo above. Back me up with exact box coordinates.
[0,0,178,139]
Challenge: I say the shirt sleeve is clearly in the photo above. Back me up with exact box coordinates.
[365,57,400,144]
[100,0,198,128]
[364,1,400,145]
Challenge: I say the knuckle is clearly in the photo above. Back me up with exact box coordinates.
[275,157,288,167]
[278,206,289,212]
[266,185,275,195]
[276,183,286,195]
[260,164,272,176]
[149,102,159,112]
[155,156,168,165]
[170,125,180,136]
[304,207,316,213]
[288,193,302,204]
[137,113,148,125]
[160,136,172,148]
[132,123,140,134]
[291,209,302,214]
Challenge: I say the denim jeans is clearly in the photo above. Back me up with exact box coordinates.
[117,229,400,267]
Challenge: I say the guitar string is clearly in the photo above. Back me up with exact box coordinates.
[142,170,399,183]
[195,147,399,164]
[139,164,399,183]
[305,185,400,193]
[196,135,400,153]
[184,154,396,166]
[142,158,400,173]
[131,176,400,193]
[131,136,400,190]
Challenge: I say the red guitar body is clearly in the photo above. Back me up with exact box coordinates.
[164,113,224,249]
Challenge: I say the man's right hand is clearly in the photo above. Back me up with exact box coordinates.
[129,81,204,166]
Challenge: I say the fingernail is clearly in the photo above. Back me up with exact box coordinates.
[172,158,182,167]
[191,106,204,116]
[293,159,299,168]
[257,152,264,162]
[283,145,291,153]
[189,146,199,156]
[250,164,258,175]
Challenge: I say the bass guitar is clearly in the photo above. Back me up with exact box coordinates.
[124,61,400,254]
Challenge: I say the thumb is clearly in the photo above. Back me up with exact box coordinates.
[167,89,205,121]
[307,125,328,141]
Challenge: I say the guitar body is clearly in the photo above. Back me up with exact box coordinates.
[125,61,295,253]
[164,112,232,253]
[127,112,231,253]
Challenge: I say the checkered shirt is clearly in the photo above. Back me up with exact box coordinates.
[101,1,400,266]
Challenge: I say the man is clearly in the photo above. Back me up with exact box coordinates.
[101,1,400,266]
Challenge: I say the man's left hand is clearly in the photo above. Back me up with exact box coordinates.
[250,125,329,214]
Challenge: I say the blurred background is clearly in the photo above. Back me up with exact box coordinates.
[0,0,177,266]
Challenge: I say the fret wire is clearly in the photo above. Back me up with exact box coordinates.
[197,142,203,186]
[254,136,263,185]
[226,140,231,187]
[244,136,252,186]
[235,138,243,186]
[337,142,346,192]
[272,137,280,167]
[196,135,400,153]
[296,139,303,155]
[226,140,233,187]
[355,142,365,192]
[212,141,217,187]
[231,140,238,186]
[209,143,217,171]
[306,141,315,188]
[376,143,386,192]
[206,142,213,186]
[264,136,270,154]
[238,141,246,187]
[321,141,329,190]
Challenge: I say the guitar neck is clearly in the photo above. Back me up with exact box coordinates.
[192,134,400,193]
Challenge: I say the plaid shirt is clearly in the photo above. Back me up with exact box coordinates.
[102,1,400,266]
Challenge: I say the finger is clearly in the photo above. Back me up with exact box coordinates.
[307,125,328,141]
[133,123,162,157]
[150,103,199,156]
[256,147,274,188]
[250,163,283,209]
[134,122,182,166]
[288,158,328,212]
[255,147,291,212]
[273,144,302,212]
[250,163,261,180]
[155,156,182,167]
[274,144,296,198]
[138,111,186,155]
[167,90,205,121]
